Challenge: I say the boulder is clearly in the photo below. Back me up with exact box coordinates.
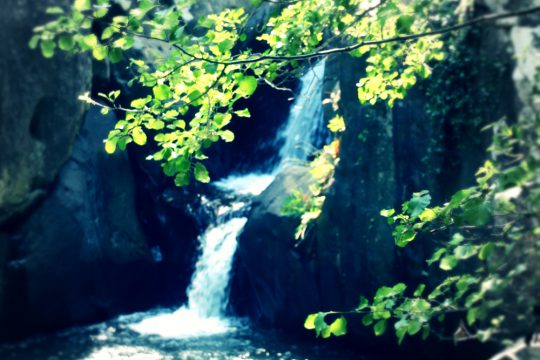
[231,165,322,328]
[0,109,180,339]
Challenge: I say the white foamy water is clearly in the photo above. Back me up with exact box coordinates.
[277,59,326,166]
[130,217,247,338]
[214,173,276,196]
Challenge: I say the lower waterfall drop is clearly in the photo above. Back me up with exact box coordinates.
[129,176,272,338]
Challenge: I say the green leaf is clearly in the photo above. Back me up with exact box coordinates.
[313,313,329,337]
[153,84,172,101]
[407,319,422,335]
[439,255,458,271]
[220,130,235,142]
[357,296,369,311]
[131,97,150,109]
[234,108,251,118]
[395,319,408,344]
[40,40,56,58]
[380,209,395,217]
[421,326,430,340]
[109,47,123,63]
[374,286,393,301]
[454,244,478,260]
[395,227,416,247]
[83,34,98,48]
[28,35,40,50]
[46,6,65,14]
[147,120,165,130]
[362,313,374,326]
[117,136,131,151]
[462,199,491,226]
[449,233,464,246]
[413,284,426,297]
[328,316,348,337]
[58,35,75,51]
[93,7,108,18]
[102,27,116,40]
[174,172,190,187]
[218,39,235,53]
[132,126,147,145]
[449,188,473,208]
[467,307,479,326]
[214,113,232,128]
[407,191,431,218]
[396,15,414,34]
[304,314,317,330]
[328,115,346,133]
[92,45,108,61]
[374,320,387,336]
[427,248,446,266]
[392,283,407,295]
[418,208,436,222]
[74,0,91,11]
[188,90,203,102]
[194,163,210,183]
[479,242,495,261]
[237,76,258,97]
[104,138,117,154]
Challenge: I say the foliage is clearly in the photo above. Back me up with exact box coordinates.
[31,0,451,185]
[281,119,342,240]
[305,70,540,344]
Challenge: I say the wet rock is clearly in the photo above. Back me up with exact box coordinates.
[231,165,322,328]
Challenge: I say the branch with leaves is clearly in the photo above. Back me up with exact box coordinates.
[29,0,540,187]
[305,69,540,344]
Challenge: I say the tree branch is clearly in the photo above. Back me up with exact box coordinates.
[104,5,540,67]
[197,5,540,65]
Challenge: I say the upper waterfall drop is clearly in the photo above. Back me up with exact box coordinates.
[277,59,326,168]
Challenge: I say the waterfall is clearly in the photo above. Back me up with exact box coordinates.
[185,218,247,318]
[277,59,326,167]
[130,60,327,339]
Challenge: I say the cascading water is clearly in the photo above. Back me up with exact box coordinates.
[277,59,327,166]
[129,60,327,339]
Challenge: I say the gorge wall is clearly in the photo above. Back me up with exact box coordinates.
[231,2,534,356]
[0,0,197,339]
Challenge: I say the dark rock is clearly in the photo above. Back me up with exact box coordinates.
[231,165,322,329]
[0,108,185,339]
[231,8,521,355]
[0,0,204,340]
[0,0,92,223]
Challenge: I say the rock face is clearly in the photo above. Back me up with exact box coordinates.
[231,2,528,348]
[231,166,323,324]
[0,1,197,339]
[0,0,92,223]
[0,109,156,339]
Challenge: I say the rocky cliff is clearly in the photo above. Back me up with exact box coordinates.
[0,1,195,339]
[231,3,533,353]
